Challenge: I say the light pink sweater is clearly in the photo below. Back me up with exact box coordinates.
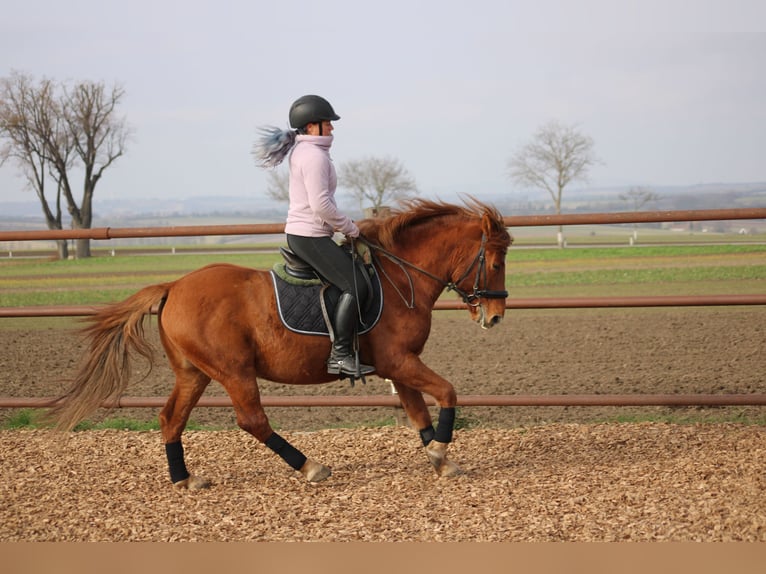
[284,135,359,238]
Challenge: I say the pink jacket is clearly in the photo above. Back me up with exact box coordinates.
[284,135,359,238]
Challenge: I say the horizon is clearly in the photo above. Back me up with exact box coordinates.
[2,181,765,224]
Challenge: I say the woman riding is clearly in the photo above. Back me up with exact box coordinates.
[253,95,374,377]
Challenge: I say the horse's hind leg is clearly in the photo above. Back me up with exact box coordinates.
[224,376,332,483]
[159,366,212,489]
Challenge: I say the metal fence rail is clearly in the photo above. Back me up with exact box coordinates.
[2,394,765,409]
[3,294,766,318]
[1,208,765,242]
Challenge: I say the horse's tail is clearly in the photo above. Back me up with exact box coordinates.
[49,282,171,431]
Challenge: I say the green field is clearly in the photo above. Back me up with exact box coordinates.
[1,242,764,309]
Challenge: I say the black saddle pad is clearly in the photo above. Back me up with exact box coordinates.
[270,266,383,336]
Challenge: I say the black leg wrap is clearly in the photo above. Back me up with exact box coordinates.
[165,441,190,483]
[265,432,307,471]
[419,425,436,446]
[434,407,456,444]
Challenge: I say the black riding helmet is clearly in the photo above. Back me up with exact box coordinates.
[289,95,340,130]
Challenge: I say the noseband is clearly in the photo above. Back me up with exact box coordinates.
[360,233,508,309]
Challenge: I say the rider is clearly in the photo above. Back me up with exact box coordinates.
[253,95,374,377]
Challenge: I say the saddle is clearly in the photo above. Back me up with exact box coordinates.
[278,247,323,282]
[270,247,383,337]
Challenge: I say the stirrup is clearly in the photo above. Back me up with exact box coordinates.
[327,353,375,377]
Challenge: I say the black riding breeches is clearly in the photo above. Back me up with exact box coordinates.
[286,234,369,303]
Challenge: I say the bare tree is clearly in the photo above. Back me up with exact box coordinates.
[338,156,417,212]
[620,186,660,243]
[0,73,70,258]
[264,169,289,202]
[0,71,129,258]
[62,81,129,257]
[508,120,598,247]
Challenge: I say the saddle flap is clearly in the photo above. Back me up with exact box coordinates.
[270,268,383,337]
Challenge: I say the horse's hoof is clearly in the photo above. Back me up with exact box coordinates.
[425,440,463,477]
[300,459,332,482]
[173,475,211,490]
[425,440,448,471]
[439,459,464,478]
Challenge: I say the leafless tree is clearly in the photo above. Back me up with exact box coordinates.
[338,156,417,212]
[0,74,70,258]
[620,186,660,242]
[620,186,660,211]
[508,120,598,247]
[0,71,129,258]
[264,169,289,202]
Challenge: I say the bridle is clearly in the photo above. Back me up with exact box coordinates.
[448,233,510,306]
[357,233,509,309]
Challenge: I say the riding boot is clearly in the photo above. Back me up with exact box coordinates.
[327,292,375,376]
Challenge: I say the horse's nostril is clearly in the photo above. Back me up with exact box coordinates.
[481,314,503,329]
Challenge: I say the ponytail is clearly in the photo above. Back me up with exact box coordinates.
[252,126,297,168]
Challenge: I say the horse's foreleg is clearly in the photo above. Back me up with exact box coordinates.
[226,382,331,483]
[423,406,463,477]
[391,379,463,478]
[159,372,211,490]
[390,381,434,442]
[422,406,463,478]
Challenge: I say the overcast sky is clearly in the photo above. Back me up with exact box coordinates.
[1,0,765,206]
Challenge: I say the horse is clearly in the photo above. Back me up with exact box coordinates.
[49,198,513,488]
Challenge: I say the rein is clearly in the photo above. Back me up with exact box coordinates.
[358,233,508,308]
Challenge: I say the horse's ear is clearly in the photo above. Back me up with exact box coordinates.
[481,213,494,236]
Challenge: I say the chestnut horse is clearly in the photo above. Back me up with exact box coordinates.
[50,199,512,488]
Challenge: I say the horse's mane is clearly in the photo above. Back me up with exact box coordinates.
[357,197,509,250]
